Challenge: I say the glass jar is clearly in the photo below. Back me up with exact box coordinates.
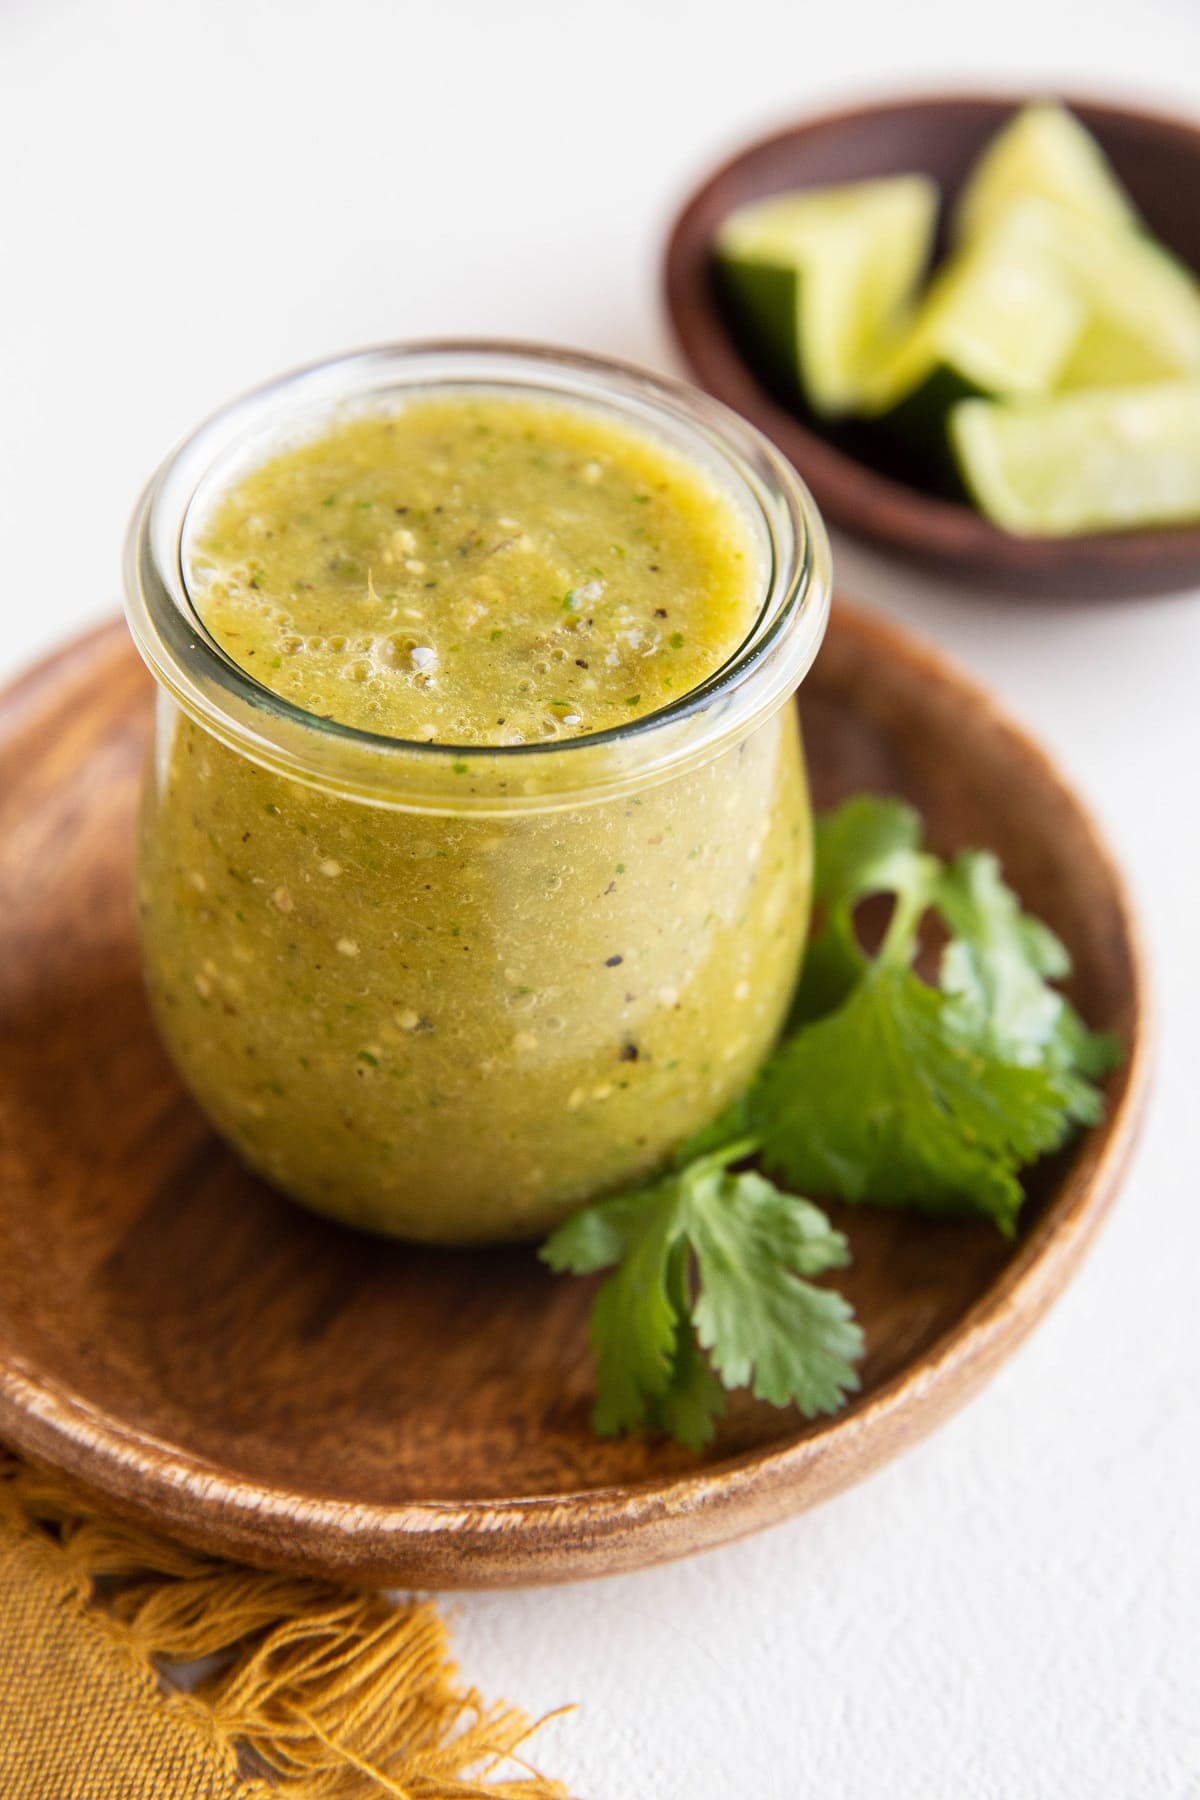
[123,344,831,1244]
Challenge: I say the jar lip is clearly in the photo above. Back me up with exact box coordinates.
[124,340,831,810]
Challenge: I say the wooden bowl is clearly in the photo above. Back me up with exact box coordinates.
[0,609,1148,1588]
[664,93,1200,598]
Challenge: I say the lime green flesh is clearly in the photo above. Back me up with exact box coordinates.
[986,196,1200,388]
[716,176,937,415]
[1061,309,1200,389]
[951,383,1200,535]
[860,205,1084,420]
[190,398,763,746]
[954,101,1139,243]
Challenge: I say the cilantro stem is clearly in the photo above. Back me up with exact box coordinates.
[879,865,938,967]
[692,1136,761,1175]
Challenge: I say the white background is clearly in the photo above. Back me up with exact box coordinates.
[2,3,1198,1795]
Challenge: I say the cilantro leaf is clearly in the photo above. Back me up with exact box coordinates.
[654,1254,728,1449]
[937,848,1072,1050]
[685,1169,861,1413]
[541,1145,863,1449]
[753,962,1079,1233]
[544,1183,681,1438]
[1053,1003,1125,1085]
[935,850,1122,1119]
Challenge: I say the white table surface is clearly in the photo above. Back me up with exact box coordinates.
[3,3,1198,1794]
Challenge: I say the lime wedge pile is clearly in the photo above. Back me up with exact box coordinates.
[715,102,1200,536]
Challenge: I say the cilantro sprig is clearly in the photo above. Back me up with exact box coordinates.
[754,797,1119,1233]
[542,1141,863,1452]
[542,796,1120,1448]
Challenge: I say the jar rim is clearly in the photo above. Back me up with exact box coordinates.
[123,340,832,813]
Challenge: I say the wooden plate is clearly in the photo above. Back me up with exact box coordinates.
[664,93,1200,597]
[0,608,1148,1588]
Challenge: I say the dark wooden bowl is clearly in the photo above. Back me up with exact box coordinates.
[0,611,1148,1587]
[664,93,1200,598]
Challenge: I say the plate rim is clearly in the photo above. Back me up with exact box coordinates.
[0,607,1153,1585]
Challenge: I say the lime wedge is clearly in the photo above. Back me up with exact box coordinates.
[954,101,1138,243]
[1060,305,1200,388]
[982,196,1200,387]
[716,176,937,416]
[950,383,1200,535]
[859,208,1084,427]
[1057,227,1200,387]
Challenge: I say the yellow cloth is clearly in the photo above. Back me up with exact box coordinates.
[0,1455,566,1800]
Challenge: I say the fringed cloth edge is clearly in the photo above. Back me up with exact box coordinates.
[0,1450,570,1799]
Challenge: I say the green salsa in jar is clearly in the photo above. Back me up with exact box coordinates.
[124,345,831,1243]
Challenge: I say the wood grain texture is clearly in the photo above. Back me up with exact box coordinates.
[0,607,1149,1587]
[664,92,1200,598]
